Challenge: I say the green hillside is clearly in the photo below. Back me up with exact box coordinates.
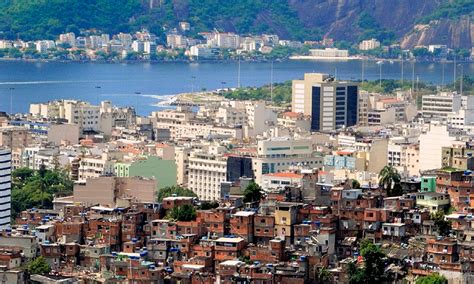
[0,0,321,41]
[0,0,472,46]
[418,0,474,23]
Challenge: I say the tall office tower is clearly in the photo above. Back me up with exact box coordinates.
[292,73,359,131]
[0,148,11,229]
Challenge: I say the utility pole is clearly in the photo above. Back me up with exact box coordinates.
[453,56,457,92]
[441,61,445,89]
[379,63,382,88]
[9,87,14,115]
[411,60,415,96]
[237,57,241,88]
[401,56,404,84]
[270,60,274,102]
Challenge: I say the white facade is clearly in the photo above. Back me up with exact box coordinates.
[132,41,145,53]
[187,146,227,201]
[167,34,187,49]
[359,39,381,51]
[144,41,157,54]
[35,40,56,53]
[419,124,457,171]
[261,172,303,191]
[245,101,278,135]
[252,138,323,184]
[78,155,115,181]
[216,33,240,49]
[58,32,76,47]
[447,109,474,128]
[293,82,305,114]
[422,92,462,121]
[0,40,13,49]
[0,149,11,229]
[309,48,349,58]
[189,45,219,59]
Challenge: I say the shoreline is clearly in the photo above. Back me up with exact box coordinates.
[290,55,362,61]
[1,56,472,64]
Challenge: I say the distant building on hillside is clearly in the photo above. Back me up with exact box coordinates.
[309,48,348,58]
[359,38,381,50]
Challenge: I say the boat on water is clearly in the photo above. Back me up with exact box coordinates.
[134,91,141,94]
[376,60,383,65]
[95,86,101,88]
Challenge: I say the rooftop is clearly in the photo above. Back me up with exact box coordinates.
[263,172,303,179]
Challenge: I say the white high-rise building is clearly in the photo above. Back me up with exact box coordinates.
[421,92,462,121]
[187,146,227,201]
[0,148,11,229]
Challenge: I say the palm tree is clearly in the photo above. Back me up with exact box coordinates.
[378,165,402,197]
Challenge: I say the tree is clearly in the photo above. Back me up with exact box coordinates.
[360,239,386,283]
[316,267,331,283]
[243,182,262,203]
[27,256,51,275]
[379,165,402,197]
[11,168,73,218]
[431,211,452,236]
[352,179,361,189]
[347,240,387,283]
[416,273,448,284]
[157,186,197,202]
[168,204,197,221]
[198,201,219,210]
[12,167,34,185]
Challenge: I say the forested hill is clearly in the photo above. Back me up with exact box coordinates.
[0,0,472,48]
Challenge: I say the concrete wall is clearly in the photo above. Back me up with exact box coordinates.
[116,177,156,203]
[47,124,80,145]
[73,177,116,206]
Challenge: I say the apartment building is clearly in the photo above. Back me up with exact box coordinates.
[252,137,323,185]
[309,48,349,58]
[421,92,470,121]
[78,154,116,181]
[292,73,359,131]
[30,100,135,134]
[216,33,240,49]
[387,143,420,177]
[359,39,381,50]
[187,146,228,201]
[0,126,32,150]
[419,124,457,171]
[0,149,11,229]
[152,109,243,140]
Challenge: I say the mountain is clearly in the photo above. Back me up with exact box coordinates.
[0,0,472,48]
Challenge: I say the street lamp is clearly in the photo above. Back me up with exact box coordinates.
[9,87,14,115]
[191,76,196,93]
[458,64,464,95]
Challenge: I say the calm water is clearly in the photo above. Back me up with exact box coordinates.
[0,60,473,115]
